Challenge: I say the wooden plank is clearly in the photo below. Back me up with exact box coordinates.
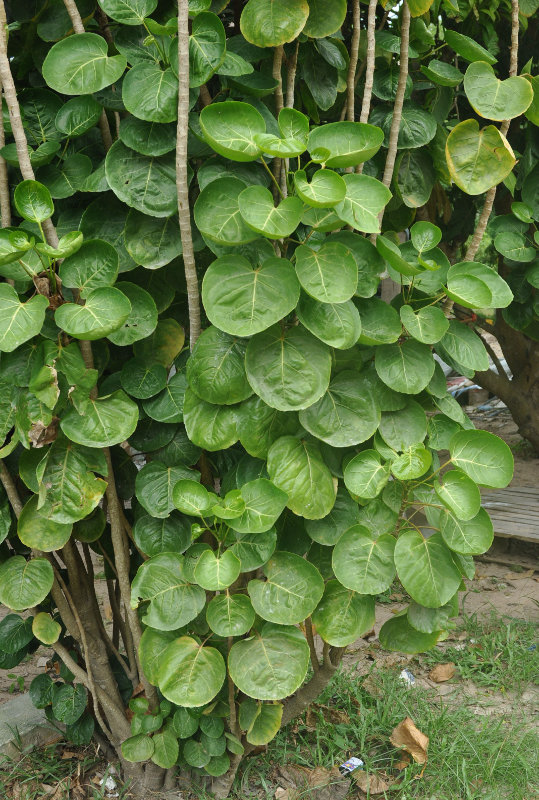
[480,486,539,543]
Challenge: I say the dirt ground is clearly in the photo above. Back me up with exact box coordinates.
[0,405,537,706]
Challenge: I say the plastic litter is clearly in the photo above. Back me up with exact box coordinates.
[528,644,536,651]
[399,669,415,686]
[338,756,364,775]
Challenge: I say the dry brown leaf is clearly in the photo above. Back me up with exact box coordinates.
[395,753,411,770]
[428,662,456,683]
[503,568,535,580]
[390,717,429,764]
[273,765,349,800]
[354,771,391,795]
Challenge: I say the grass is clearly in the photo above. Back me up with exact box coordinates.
[420,611,538,692]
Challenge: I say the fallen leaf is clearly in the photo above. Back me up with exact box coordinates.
[354,771,391,795]
[273,765,349,800]
[390,717,429,765]
[503,568,534,580]
[395,753,411,770]
[428,662,456,683]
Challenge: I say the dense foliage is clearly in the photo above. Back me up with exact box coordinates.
[0,0,535,794]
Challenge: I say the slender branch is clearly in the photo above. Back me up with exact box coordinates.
[272,45,286,196]
[346,0,361,124]
[0,460,23,518]
[177,0,201,349]
[227,637,239,737]
[381,1,410,191]
[464,0,519,264]
[0,83,10,227]
[199,84,212,107]
[62,0,84,32]
[476,331,510,380]
[359,0,377,124]
[285,42,299,108]
[304,617,320,672]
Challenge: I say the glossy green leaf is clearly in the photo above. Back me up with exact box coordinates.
[379,614,440,653]
[183,387,238,450]
[228,478,288,533]
[494,232,535,263]
[267,436,336,519]
[194,177,258,244]
[245,325,331,411]
[105,141,177,217]
[55,287,131,341]
[248,551,324,625]
[158,636,226,706]
[395,530,462,607]
[446,262,513,309]
[107,282,158,345]
[335,174,391,233]
[206,593,255,636]
[399,305,449,344]
[297,295,361,350]
[379,400,427,451]
[0,615,34,654]
[136,461,198,518]
[237,396,299,459]
[13,180,54,222]
[307,122,384,168]
[32,612,61,645]
[295,242,357,303]
[131,552,206,630]
[55,95,102,137]
[200,101,265,161]
[240,0,309,47]
[194,548,240,590]
[375,340,435,394]
[444,30,496,64]
[132,511,191,557]
[37,153,92,199]
[52,684,87,725]
[464,61,532,121]
[390,444,432,480]
[61,390,138,447]
[293,169,346,207]
[119,117,176,158]
[436,320,489,372]
[394,149,435,208]
[304,486,359,546]
[18,495,72,552]
[435,469,481,521]
[42,33,126,95]
[228,623,309,700]
[124,211,181,268]
[344,450,390,499]
[312,580,375,646]
[59,239,119,298]
[121,360,168,399]
[299,371,380,447]
[0,557,54,611]
[122,63,177,123]
[449,429,513,488]
[187,327,251,405]
[445,120,516,195]
[356,297,401,345]
[98,0,157,24]
[420,59,463,87]
[243,702,283,745]
[332,525,396,594]
[440,507,494,554]
[0,285,48,353]
[238,187,303,238]
[139,628,177,685]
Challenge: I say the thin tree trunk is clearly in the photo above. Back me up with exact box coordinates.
[380,1,410,191]
[177,0,201,349]
[0,83,10,227]
[346,0,360,122]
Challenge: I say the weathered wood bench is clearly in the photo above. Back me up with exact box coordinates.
[481,486,539,544]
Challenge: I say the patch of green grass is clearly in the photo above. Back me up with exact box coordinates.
[236,666,538,800]
[421,612,538,692]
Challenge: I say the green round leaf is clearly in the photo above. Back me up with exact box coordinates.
[134,318,185,367]
[124,211,181,268]
[121,359,168,399]
[32,612,61,645]
[119,117,177,157]
[394,530,462,607]
[0,615,34,654]
[420,59,464,87]
[229,528,277,571]
[228,623,310,700]
[173,479,215,516]
[0,285,48,353]
[107,282,158,345]
[59,239,119,298]
[131,552,206,630]
[183,740,210,768]
[343,450,390,499]
[295,242,357,303]
[133,511,191,557]
[240,0,309,47]
[173,706,199,738]
[158,636,226,707]
[311,580,375,646]
[194,549,241,590]
[200,101,265,161]
[228,478,288,534]
[304,486,359,546]
[121,733,155,763]
[122,63,177,122]
[0,556,54,610]
[248,551,324,625]
[202,255,300,337]
[139,628,177,685]
[237,396,299,459]
[55,95,102,137]
[375,340,435,394]
[394,149,435,208]
[449,429,513,488]
[440,507,494,555]
[445,119,516,195]
[194,177,258,245]
[13,180,54,222]
[299,371,380,447]
[245,325,331,411]
[183,387,238,451]
[436,320,489,372]
[446,262,512,309]
[152,729,179,769]
[238,187,303,239]
[335,174,391,232]
[303,0,346,37]
[80,194,135,273]
[98,0,157,25]
[37,153,92,199]
[371,103,436,149]
[267,436,336,519]
[253,133,306,158]
[296,294,361,350]
[293,168,346,207]
[30,674,56,708]
[307,122,384,168]
[379,614,440,654]
[61,390,138,447]
[356,297,401,345]
[187,327,251,405]
[136,461,197,518]
[42,33,126,95]
[333,525,396,594]
[379,400,427,451]
[464,61,532,121]
[206,593,256,636]
[244,703,283,746]
[18,495,72,552]
[494,232,536,263]
[105,140,177,217]
[52,684,87,725]
[435,469,481,521]
[391,444,432,480]
[399,305,449,344]
[185,12,226,87]
[55,287,132,341]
